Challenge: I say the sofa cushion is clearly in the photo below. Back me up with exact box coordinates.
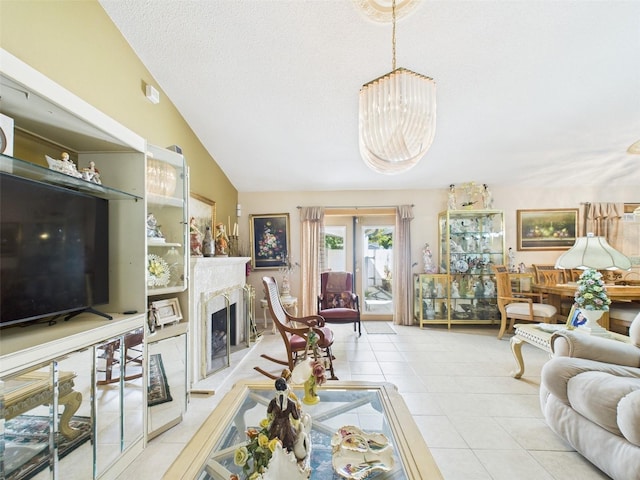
[618,390,640,447]
[567,371,640,436]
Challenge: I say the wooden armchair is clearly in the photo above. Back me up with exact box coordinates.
[255,276,338,380]
[493,265,557,339]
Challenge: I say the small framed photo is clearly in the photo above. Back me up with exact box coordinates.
[250,213,290,269]
[150,297,183,328]
[566,305,586,329]
[517,209,579,251]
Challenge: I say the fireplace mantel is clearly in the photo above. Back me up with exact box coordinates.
[188,257,250,382]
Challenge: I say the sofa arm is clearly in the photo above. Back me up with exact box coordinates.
[550,330,640,368]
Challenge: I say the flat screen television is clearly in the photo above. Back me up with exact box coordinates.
[0,171,109,327]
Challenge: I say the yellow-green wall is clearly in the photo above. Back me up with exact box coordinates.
[0,0,237,222]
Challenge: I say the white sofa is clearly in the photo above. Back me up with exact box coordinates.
[540,314,640,480]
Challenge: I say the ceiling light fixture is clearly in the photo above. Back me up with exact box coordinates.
[627,139,640,154]
[359,0,436,175]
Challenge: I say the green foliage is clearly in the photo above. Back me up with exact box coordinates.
[367,228,393,249]
[325,233,344,250]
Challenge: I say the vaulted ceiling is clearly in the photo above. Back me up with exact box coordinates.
[99,0,640,192]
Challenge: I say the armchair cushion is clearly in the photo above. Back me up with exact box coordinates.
[324,291,357,310]
[505,302,556,318]
[619,390,640,447]
[550,330,640,367]
[567,370,640,437]
[289,326,334,350]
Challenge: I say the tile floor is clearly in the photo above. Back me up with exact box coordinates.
[119,322,611,480]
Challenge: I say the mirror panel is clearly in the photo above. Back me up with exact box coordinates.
[56,349,93,480]
[148,332,187,438]
[123,328,144,451]
[95,335,123,474]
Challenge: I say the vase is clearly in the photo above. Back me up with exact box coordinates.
[302,376,319,405]
[578,309,609,336]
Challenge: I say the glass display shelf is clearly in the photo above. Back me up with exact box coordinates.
[0,153,141,201]
[164,380,442,480]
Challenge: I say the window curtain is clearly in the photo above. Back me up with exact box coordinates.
[394,205,414,325]
[583,203,624,250]
[300,207,324,316]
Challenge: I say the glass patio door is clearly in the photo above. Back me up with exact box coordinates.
[324,212,395,321]
[356,216,394,320]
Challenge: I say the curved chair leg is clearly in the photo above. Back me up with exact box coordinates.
[497,315,507,340]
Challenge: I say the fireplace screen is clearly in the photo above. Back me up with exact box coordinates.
[206,300,235,375]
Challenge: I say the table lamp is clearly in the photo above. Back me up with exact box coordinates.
[555,233,631,335]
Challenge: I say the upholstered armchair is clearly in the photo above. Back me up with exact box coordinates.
[317,271,361,336]
[540,314,640,480]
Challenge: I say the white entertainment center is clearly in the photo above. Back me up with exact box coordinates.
[0,49,248,480]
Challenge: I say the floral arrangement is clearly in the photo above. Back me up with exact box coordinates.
[233,419,281,480]
[574,268,611,311]
[307,331,327,385]
[257,221,286,260]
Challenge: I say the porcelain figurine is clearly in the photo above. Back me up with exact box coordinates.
[267,377,300,453]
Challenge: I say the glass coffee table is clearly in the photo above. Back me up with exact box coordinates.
[164,380,442,480]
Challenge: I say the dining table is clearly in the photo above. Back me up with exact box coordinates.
[532,283,640,330]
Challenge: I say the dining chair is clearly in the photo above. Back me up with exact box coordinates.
[533,264,573,315]
[532,264,567,285]
[254,276,338,380]
[493,265,558,339]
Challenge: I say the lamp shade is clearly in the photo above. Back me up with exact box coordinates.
[554,234,631,270]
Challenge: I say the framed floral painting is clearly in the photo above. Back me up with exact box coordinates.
[249,213,290,269]
[517,209,578,251]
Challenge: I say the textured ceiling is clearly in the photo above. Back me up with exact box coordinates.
[99,0,640,192]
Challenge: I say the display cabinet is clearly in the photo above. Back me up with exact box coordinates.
[414,274,449,328]
[438,210,505,326]
[146,144,188,295]
[145,144,190,438]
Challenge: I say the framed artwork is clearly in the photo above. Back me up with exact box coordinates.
[517,209,578,251]
[189,193,216,255]
[250,213,290,269]
[149,297,183,329]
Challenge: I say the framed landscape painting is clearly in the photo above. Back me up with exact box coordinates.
[517,209,578,251]
[250,213,290,269]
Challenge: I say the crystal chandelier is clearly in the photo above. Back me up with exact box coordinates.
[359,0,436,174]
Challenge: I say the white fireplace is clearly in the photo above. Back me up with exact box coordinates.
[189,257,250,382]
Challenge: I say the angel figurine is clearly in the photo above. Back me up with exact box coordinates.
[448,184,457,210]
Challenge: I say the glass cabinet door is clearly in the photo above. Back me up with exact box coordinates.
[414,274,449,328]
[146,144,188,294]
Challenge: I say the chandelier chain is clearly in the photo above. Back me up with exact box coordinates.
[392,0,397,70]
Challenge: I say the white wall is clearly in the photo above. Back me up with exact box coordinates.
[239,185,638,301]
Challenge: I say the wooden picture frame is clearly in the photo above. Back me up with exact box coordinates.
[517,209,578,251]
[189,193,216,255]
[249,213,290,269]
[150,297,183,328]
